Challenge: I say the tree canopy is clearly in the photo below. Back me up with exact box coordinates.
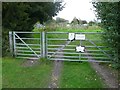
[2,2,64,31]
[71,17,79,24]
[56,17,69,23]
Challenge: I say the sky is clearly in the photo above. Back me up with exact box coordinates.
[53,0,97,22]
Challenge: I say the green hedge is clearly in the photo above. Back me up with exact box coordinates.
[93,2,120,69]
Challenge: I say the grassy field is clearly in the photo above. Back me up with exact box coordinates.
[2,57,53,88]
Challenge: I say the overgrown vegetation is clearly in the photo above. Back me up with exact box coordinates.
[92,2,120,69]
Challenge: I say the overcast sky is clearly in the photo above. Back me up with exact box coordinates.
[53,0,97,22]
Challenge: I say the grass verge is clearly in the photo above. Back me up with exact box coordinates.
[2,57,53,88]
[0,58,2,89]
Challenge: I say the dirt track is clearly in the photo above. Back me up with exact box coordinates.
[90,62,118,88]
[48,51,63,88]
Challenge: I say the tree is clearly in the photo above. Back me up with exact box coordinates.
[2,2,64,31]
[2,2,64,56]
[88,21,95,26]
[93,2,120,69]
[56,17,68,23]
[71,17,79,24]
[81,20,87,24]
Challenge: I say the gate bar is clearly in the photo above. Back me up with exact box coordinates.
[47,32,104,34]
[86,38,112,59]
[49,59,110,62]
[48,41,71,58]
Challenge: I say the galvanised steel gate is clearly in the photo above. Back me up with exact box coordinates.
[9,31,112,62]
[9,32,45,60]
[46,32,112,62]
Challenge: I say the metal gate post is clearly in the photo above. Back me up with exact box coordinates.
[41,31,47,58]
[13,32,16,57]
[79,40,82,61]
[45,32,48,58]
[9,31,13,56]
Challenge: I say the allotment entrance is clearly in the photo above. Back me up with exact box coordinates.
[9,31,112,62]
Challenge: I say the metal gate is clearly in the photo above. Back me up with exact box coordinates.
[46,32,112,62]
[9,31,112,62]
[9,32,45,60]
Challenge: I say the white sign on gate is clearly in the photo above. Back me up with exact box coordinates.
[76,46,85,52]
[68,33,75,41]
[75,34,85,40]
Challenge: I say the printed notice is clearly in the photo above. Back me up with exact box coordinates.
[75,34,85,40]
